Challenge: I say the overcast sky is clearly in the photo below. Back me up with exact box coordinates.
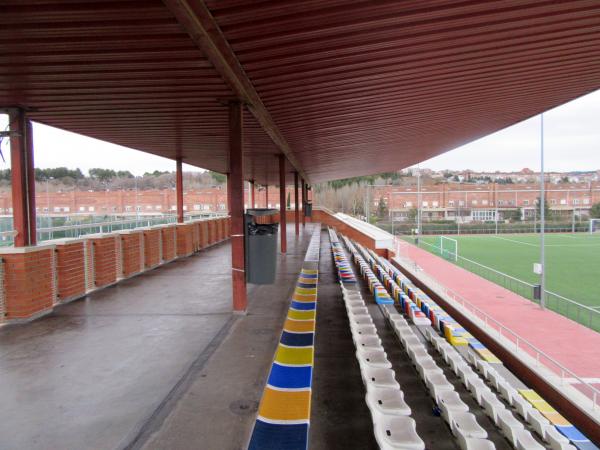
[1,89,599,176]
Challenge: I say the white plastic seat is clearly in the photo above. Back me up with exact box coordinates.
[526,409,550,438]
[497,409,525,446]
[391,314,407,325]
[373,415,425,450]
[447,353,467,374]
[516,429,545,450]
[544,426,576,450]
[481,391,506,425]
[497,380,519,406]
[415,357,443,380]
[349,315,374,327]
[452,412,488,439]
[345,299,365,308]
[349,306,369,316]
[434,339,452,353]
[485,367,502,390]
[513,395,533,419]
[438,390,469,414]
[361,367,400,390]
[440,345,460,364]
[357,350,392,369]
[351,323,378,339]
[350,323,377,338]
[395,326,415,339]
[458,365,477,387]
[475,359,491,377]
[402,335,422,348]
[466,349,478,366]
[355,335,384,352]
[424,371,454,398]
[366,386,411,416]
[407,346,429,363]
[466,374,491,405]
[457,434,496,450]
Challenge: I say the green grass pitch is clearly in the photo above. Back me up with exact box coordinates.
[410,233,600,330]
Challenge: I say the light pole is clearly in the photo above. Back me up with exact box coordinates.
[540,113,546,309]
[417,167,422,238]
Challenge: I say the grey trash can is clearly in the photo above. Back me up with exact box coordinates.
[304,201,313,217]
[245,208,279,284]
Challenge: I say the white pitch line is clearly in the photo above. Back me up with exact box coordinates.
[492,236,538,247]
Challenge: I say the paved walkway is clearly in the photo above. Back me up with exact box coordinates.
[0,224,317,450]
[396,240,600,384]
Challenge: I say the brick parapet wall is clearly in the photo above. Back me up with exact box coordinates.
[53,240,86,303]
[142,228,162,269]
[312,209,394,259]
[0,217,231,324]
[119,231,144,278]
[160,225,177,262]
[88,235,118,288]
[0,246,56,320]
[176,224,194,257]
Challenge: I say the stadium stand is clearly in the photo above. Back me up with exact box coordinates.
[329,228,425,450]
[247,228,321,450]
[345,236,598,450]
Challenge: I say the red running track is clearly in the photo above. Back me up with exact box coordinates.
[396,240,600,388]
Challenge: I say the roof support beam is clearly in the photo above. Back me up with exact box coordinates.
[8,108,37,247]
[162,0,307,183]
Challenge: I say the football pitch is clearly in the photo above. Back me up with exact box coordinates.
[411,233,600,331]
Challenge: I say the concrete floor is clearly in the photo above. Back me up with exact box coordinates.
[0,224,317,450]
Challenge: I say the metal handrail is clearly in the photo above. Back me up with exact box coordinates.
[394,239,600,410]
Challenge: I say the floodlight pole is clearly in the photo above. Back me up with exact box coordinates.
[540,113,546,310]
[417,167,422,236]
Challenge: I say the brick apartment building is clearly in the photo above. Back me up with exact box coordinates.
[371,182,600,222]
[0,186,297,216]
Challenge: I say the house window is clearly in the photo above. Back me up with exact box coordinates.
[482,200,488,205]
[432,201,439,207]
[448,200,455,206]
[560,199,567,205]
[550,199,556,205]
[422,201,428,207]
[523,200,529,205]
[573,199,580,205]
[471,200,478,205]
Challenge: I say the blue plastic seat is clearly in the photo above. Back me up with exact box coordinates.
[248,420,309,450]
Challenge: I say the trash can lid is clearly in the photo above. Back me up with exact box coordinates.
[246,208,279,216]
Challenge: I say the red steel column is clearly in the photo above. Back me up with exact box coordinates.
[250,180,255,208]
[294,172,300,236]
[9,109,36,247]
[176,157,184,223]
[279,155,287,253]
[301,178,306,227]
[229,101,247,312]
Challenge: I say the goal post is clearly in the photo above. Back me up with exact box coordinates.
[590,219,600,234]
[439,236,458,261]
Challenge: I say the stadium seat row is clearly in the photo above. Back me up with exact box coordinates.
[248,228,321,450]
[329,228,426,450]
[354,239,594,450]
[339,237,394,305]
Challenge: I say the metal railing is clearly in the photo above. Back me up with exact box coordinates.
[0,212,227,246]
[413,238,600,332]
[394,245,600,410]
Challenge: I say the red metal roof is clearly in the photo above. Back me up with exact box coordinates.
[2,1,600,184]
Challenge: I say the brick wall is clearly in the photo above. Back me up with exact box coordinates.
[1,247,55,319]
[161,225,177,262]
[120,232,143,278]
[200,221,209,248]
[0,218,231,324]
[54,240,86,302]
[89,235,117,288]
[176,224,194,257]
[142,228,162,269]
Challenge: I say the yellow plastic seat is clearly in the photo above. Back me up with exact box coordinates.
[275,345,314,365]
[258,387,311,421]
[288,309,316,321]
[284,319,315,333]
